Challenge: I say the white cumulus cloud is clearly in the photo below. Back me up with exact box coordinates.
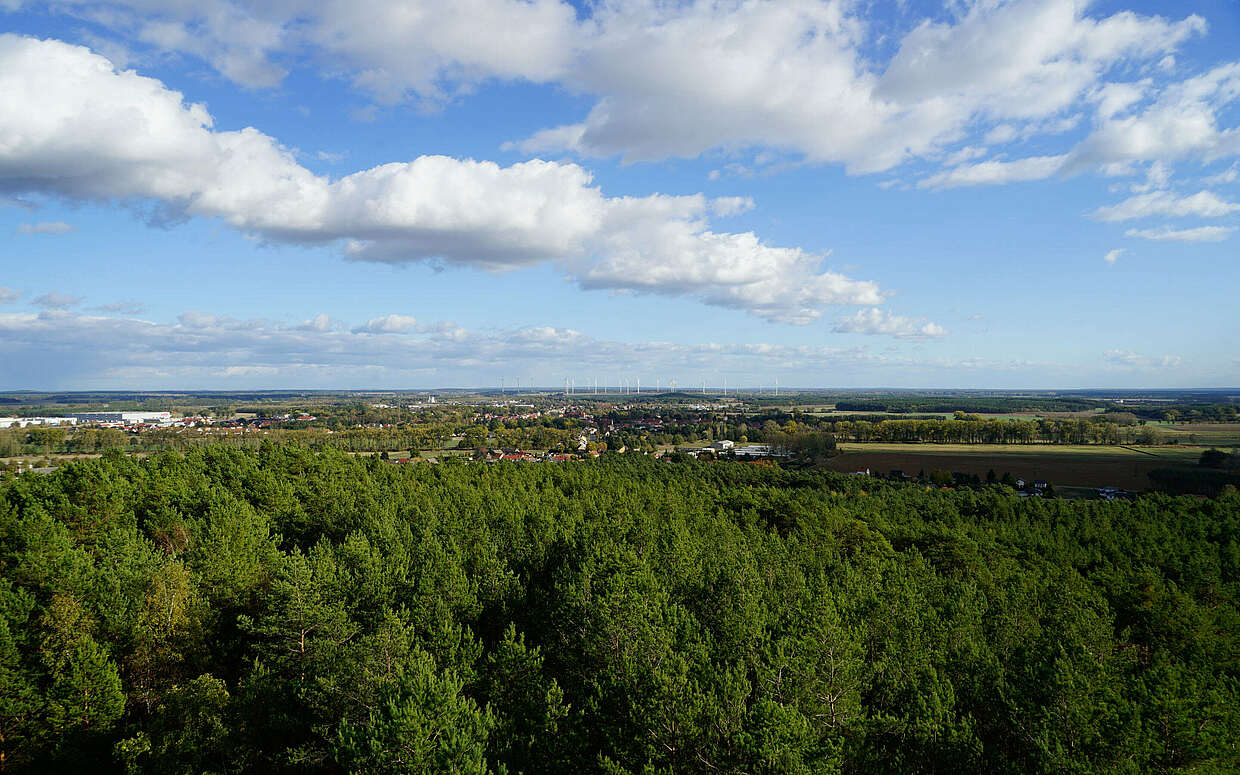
[1092,189,1240,221]
[354,314,419,334]
[919,154,1068,189]
[22,0,1210,180]
[1103,349,1183,368]
[831,308,948,339]
[517,0,1205,175]
[0,35,882,324]
[1124,225,1234,242]
[1067,62,1240,173]
[296,313,336,332]
[2,0,1230,238]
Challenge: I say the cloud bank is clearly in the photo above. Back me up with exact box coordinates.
[14,0,1236,253]
[1103,349,1183,369]
[0,34,882,324]
[0,306,1041,390]
[13,1,1229,180]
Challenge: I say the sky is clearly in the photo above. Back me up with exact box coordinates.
[0,0,1237,391]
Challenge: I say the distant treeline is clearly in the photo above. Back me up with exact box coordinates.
[601,413,1167,448]
[1107,403,1239,423]
[0,427,452,458]
[816,416,1160,445]
[834,397,1108,413]
[816,413,949,423]
[0,448,1236,773]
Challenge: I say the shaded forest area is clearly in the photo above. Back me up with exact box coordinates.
[1,447,1237,773]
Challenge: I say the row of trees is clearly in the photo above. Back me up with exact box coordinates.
[834,397,1107,413]
[1111,403,1240,423]
[0,446,1236,772]
[607,415,1171,448]
[0,426,455,458]
[825,416,1134,444]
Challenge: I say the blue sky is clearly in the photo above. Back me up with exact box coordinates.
[0,0,1237,390]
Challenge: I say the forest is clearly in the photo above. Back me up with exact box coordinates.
[1,446,1237,773]
[1106,403,1240,423]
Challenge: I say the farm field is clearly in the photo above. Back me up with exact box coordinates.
[823,443,1204,490]
[1154,422,1240,446]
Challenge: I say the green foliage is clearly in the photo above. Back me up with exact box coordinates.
[1200,448,1239,469]
[114,673,231,775]
[334,649,492,774]
[37,593,127,763]
[0,447,1236,773]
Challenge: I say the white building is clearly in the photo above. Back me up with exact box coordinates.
[733,444,790,458]
[0,417,78,428]
[71,411,172,424]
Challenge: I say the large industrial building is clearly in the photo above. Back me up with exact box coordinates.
[0,417,78,429]
[0,411,173,428]
[68,411,172,424]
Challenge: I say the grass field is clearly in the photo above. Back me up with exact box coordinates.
[1155,423,1240,446]
[823,443,1203,490]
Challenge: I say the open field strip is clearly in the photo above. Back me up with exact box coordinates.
[836,442,1203,458]
[1156,423,1240,445]
[824,443,1204,490]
